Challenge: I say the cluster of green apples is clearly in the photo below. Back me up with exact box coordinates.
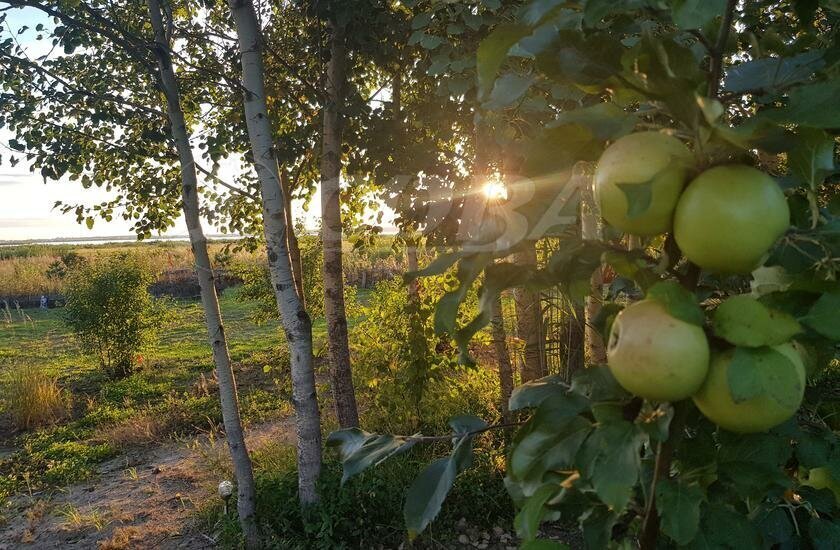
[596,132,802,434]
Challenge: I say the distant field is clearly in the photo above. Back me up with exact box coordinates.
[0,236,404,302]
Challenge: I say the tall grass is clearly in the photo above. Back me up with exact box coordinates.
[3,365,70,430]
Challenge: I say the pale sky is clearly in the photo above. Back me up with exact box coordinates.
[0,7,392,243]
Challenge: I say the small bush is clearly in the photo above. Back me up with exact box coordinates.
[62,253,165,379]
[3,366,70,431]
[351,274,490,433]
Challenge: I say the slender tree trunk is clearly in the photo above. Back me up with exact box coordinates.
[144,0,258,544]
[227,0,322,505]
[406,236,419,301]
[580,169,606,364]
[320,19,359,429]
[490,295,514,416]
[561,302,586,382]
[513,242,545,381]
[280,169,305,305]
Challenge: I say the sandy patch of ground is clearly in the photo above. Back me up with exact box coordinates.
[0,418,297,549]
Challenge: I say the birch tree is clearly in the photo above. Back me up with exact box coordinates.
[226,0,322,505]
[0,1,263,541]
[144,0,258,543]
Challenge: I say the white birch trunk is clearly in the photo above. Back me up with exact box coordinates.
[144,0,259,544]
[227,0,322,505]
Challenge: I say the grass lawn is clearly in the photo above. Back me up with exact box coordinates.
[0,288,335,507]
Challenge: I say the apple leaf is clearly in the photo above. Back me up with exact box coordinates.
[477,24,530,99]
[578,420,645,512]
[723,50,826,94]
[616,181,653,219]
[762,78,840,128]
[713,295,803,347]
[809,518,840,550]
[646,281,705,326]
[727,347,802,409]
[515,483,563,541]
[668,0,726,29]
[484,73,536,110]
[549,102,636,141]
[580,506,617,550]
[802,293,840,341]
[656,479,704,545]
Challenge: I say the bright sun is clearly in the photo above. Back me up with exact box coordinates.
[482,179,508,201]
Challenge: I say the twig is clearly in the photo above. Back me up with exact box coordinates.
[707,0,738,98]
[194,163,260,201]
[403,421,525,444]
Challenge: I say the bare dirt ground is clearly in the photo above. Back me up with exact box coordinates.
[0,418,297,549]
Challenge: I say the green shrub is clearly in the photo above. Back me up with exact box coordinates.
[233,234,360,323]
[201,441,512,549]
[62,253,165,379]
[351,274,490,433]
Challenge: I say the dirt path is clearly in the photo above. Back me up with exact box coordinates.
[0,418,297,549]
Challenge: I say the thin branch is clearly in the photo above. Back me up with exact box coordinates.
[195,163,260,201]
[402,421,525,444]
[707,0,738,98]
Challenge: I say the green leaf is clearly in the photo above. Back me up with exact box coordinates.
[549,103,636,141]
[723,50,826,93]
[477,24,530,99]
[579,505,617,550]
[484,73,536,110]
[404,457,457,538]
[616,181,652,219]
[602,249,660,292]
[754,506,795,547]
[646,281,704,326]
[668,0,726,29]
[569,364,629,401]
[509,405,592,491]
[809,518,840,550]
[578,421,645,512]
[85,217,94,230]
[727,347,803,409]
[515,483,562,541]
[765,78,840,128]
[802,292,840,340]
[519,0,566,25]
[433,253,492,335]
[688,504,761,549]
[449,414,487,435]
[405,251,463,281]
[326,429,416,483]
[536,30,623,87]
[713,295,803,347]
[411,12,432,29]
[656,479,703,545]
[591,302,624,344]
[509,374,573,411]
[788,128,835,192]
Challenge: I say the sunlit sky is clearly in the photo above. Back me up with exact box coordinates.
[0,7,393,243]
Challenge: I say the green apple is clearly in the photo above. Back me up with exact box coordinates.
[606,300,710,401]
[674,165,790,274]
[801,467,840,503]
[594,131,693,236]
[692,343,805,433]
